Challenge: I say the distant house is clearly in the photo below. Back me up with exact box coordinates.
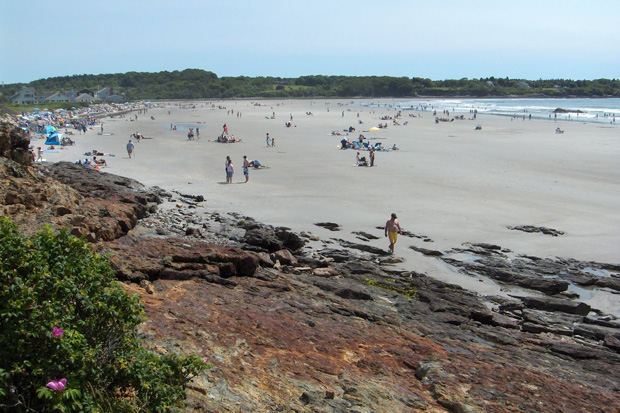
[96,87,112,101]
[486,81,495,87]
[96,87,125,102]
[35,93,54,104]
[9,86,36,104]
[64,90,77,101]
[517,81,530,88]
[106,94,124,103]
[46,92,70,103]
[75,93,96,103]
[78,89,95,97]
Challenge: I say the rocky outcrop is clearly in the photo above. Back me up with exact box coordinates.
[441,242,619,296]
[102,235,259,282]
[0,116,32,166]
[0,158,158,242]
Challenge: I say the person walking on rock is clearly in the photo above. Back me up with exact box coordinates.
[385,213,402,255]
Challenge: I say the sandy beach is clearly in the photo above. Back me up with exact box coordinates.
[36,99,620,313]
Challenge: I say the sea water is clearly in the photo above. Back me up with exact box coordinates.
[361,98,620,124]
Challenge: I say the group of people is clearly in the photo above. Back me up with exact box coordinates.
[187,128,199,140]
[266,133,275,147]
[217,134,242,143]
[356,148,376,167]
[225,155,255,183]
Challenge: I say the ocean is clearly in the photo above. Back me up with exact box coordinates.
[361,98,620,124]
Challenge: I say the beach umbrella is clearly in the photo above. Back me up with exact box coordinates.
[369,127,380,131]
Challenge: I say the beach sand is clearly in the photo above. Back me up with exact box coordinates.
[38,99,620,313]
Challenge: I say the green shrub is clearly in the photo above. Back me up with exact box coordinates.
[0,218,211,412]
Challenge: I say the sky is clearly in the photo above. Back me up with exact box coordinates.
[1,0,619,84]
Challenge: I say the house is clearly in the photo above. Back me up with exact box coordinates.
[35,93,54,104]
[77,89,95,97]
[9,86,36,104]
[517,81,530,88]
[106,94,124,103]
[75,93,96,103]
[46,92,71,103]
[64,90,77,101]
[96,87,113,101]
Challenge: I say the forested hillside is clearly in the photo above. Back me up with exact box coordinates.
[2,69,619,101]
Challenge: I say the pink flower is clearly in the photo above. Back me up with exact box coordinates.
[52,327,64,338]
[46,378,67,392]
[203,358,210,364]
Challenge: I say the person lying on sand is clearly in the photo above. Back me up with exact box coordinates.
[93,156,107,166]
[249,160,265,168]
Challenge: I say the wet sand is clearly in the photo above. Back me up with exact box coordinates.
[38,98,620,313]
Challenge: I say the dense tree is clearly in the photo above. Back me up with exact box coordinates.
[2,70,619,102]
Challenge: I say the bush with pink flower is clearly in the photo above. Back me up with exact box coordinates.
[0,219,210,412]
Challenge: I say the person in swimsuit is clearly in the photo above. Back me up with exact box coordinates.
[243,156,250,183]
[384,213,402,255]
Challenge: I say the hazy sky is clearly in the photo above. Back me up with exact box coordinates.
[1,0,618,84]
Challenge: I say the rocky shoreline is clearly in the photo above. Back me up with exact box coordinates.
[2,117,620,411]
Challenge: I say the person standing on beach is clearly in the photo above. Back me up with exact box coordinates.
[369,147,375,167]
[385,213,402,255]
[126,140,134,158]
[266,133,271,147]
[243,156,250,183]
[225,156,233,183]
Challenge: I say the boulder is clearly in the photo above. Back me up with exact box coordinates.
[518,296,591,316]
[271,249,298,266]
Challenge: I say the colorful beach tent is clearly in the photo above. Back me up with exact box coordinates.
[45,132,61,145]
[42,125,57,134]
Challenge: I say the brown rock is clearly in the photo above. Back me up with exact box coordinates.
[56,206,72,216]
[140,280,155,294]
[271,249,298,266]
[604,334,620,352]
[256,251,275,267]
[313,267,339,277]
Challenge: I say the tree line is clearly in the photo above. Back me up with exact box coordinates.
[2,69,619,101]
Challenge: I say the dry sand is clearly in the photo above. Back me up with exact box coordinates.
[39,99,620,313]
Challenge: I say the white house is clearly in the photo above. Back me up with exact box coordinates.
[46,92,71,103]
[75,93,96,103]
[9,86,36,104]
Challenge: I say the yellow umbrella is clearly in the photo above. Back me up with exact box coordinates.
[369,127,380,131]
